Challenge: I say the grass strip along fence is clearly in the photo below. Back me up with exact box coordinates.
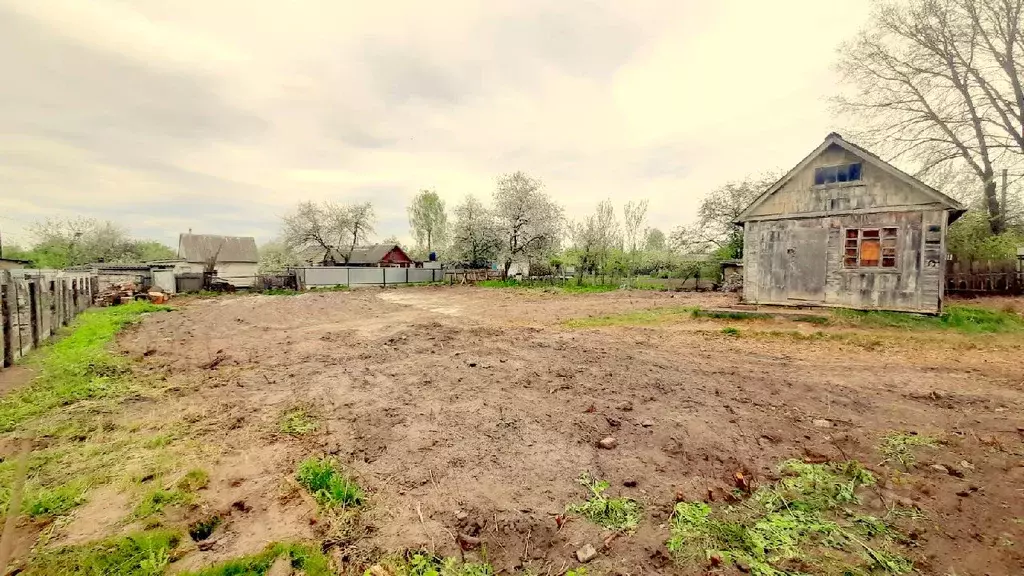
[0,301,171,433]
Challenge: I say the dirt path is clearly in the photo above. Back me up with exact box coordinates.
[29,287,1023,574]
[0,365,35,397]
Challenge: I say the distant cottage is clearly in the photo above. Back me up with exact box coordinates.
[735,133,966,314]
[321,244,413,268]
[177,233,259,286]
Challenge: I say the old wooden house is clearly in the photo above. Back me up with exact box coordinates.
[735,133,966,314]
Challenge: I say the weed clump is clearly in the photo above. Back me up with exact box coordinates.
[566,473,642,532]
[23,529,179,576]
[879,432,939,470]
[180,542,333,576]
[133,488,193,520]
[668,460,913,575]
[188,514,223,541]
[721,326,741,336]
[177,468,210,492]
[23,480,89,518]
[280,407,319,436]
[367,552,494,576]
[296,457,364,509]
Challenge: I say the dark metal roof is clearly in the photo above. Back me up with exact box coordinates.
[348,244,401,264]
[326,244,408,264]
[178,233,258,263]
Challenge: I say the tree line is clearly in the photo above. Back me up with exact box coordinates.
[270,169,766,282]
[1,218,175,269]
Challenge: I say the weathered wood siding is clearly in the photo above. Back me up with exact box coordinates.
[742,143,950,314]
[747,145,949,218]
[743,211,945,313]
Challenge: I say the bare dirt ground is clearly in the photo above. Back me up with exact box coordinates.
[33,288,1024,574]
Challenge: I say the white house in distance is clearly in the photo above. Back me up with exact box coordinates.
[177,233,259,287]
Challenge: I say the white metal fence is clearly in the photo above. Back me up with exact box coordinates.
[291,267,445,288]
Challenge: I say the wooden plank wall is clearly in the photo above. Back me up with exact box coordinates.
[0,269,96,369]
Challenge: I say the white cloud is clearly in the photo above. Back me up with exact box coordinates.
[0,0,872,249]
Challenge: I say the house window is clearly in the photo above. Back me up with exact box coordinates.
[844,227,898,268]
[815,163,862,185]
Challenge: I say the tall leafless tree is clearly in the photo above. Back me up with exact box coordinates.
[835,0,1024,233]
[669,173,780,257]
[281,200,376,264]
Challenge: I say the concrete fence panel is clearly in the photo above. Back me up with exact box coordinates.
[1,270,98,369]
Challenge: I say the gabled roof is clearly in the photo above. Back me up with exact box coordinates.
[178,234,258,263]
[325,244,410,264]
[349,244,408,264]
[735,132,967,223]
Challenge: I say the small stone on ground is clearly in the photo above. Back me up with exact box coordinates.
[598,436,617,449]
[576,543,598,563]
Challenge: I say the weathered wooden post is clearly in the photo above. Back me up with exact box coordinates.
[1,270,13,368]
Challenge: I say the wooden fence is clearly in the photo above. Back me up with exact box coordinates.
[945,259,1024,295]
[1,269,97,368]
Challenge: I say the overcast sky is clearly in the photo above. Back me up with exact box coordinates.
[0,0,870,249]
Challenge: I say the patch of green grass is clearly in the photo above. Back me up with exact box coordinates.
[24,479,89,517]
[477,279,620,293]
[693,309,773,321]
[0,301,171,433]
[391,281,448,289]
[296,456,364,509]
[668,460,912,576]
[132,468,208,519]
[566,473,643,532]
[145,433,174,449]
[832,305,1024,334]
[260,288,302,296]
[280,407,319,436]
[177,468,210,491]
[23,529,179,576]
[721,326,740,336]
[878,432,939,470]
[307,284,351,292]
[179,542,334,576]
[565,306,698,328]
[132,488,193,519]
[368,552,494,576]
